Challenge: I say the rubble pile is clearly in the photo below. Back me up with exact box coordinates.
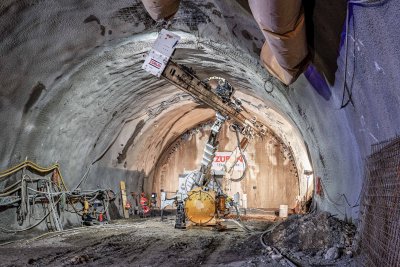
[261,212,357,266]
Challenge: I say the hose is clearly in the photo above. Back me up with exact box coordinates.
[223,219,252,233]
[0,198,21,206]
[259,220,299,267]
[0,180,21,194]
[0,209,51,233]
[0,186,21,197]
[260,220,283,249]
[0,160,68,191]
[0,161,112,232]
[0,161,55,178]
[1,196,61,233]
[229,126,248,182]
[72,165,91,191]
[340,0,386,108]
[227,202,253,233]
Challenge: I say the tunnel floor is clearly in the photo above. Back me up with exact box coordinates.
[0,217,274,266]
[0,213,359,267]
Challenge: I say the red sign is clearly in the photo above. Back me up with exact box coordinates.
[214,155,244,163]
[212,152,245,171]
[149,58,161,69]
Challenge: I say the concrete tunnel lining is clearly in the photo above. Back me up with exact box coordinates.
[0,0,366,226]
[3,29,314,211]
[71,31,315,208]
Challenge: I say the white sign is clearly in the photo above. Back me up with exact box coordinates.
[211,152,245,171]
[142,29,181,77]
[142,50,169,77]
[153,29,180,57]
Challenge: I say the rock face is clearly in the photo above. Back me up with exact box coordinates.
[325,247,340,260]
[262,212,356,266]
[266,212,356,252]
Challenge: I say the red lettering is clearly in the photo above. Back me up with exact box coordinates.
[149,59,161,69]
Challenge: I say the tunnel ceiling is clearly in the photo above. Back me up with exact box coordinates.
[0,0,311,186]
[2,0,398,220]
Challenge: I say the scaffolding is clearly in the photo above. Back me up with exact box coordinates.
[358,136,400,266]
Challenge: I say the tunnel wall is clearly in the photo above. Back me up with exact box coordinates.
[297,0,400,222]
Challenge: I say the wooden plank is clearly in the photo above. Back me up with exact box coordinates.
[120,181,129,219]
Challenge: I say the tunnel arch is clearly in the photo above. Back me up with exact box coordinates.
[6,30,329,214]
[0,0,367,225]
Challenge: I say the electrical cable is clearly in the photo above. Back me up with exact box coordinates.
[317,177,363,217]
[229,126,248,182]
[0,198,21,206]
[72,165,91,191]
[0,213,49,233]
[0,160,113,233]
[340,0,386,109]
[0,199,61,233]
[0,180,21,194]
[259,220,299,267]
[0,186,21,197]
[0,161,58,178]
[340,1,354,109]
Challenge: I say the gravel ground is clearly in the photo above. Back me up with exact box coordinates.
[0,213,360,266]
[0,217,278,267]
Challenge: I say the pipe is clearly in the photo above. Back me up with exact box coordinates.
[0,160,68,191]
[140,0,181,21]
[249,0,309,85]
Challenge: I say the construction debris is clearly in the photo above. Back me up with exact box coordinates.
[260,211,357,266]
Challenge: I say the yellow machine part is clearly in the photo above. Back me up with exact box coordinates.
[185,187,216,225]
[83,200,89,214]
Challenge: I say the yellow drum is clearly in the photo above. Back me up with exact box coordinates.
[185,187,216,225]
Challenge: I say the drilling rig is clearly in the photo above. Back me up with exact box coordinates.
[142,30,268,229]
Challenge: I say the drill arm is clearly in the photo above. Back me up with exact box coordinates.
[141,29,268,137]
[195,112,226,187]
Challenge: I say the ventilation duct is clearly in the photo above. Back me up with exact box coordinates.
[249,0,309,85]
[141,0,181,21]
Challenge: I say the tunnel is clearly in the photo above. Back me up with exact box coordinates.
[1,0,399,266]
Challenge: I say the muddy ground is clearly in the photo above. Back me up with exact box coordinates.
[0,214,358,266]
[0,217,275,267]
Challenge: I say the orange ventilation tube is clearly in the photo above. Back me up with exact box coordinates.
[141,0,181,21]
[249,0,309,85]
